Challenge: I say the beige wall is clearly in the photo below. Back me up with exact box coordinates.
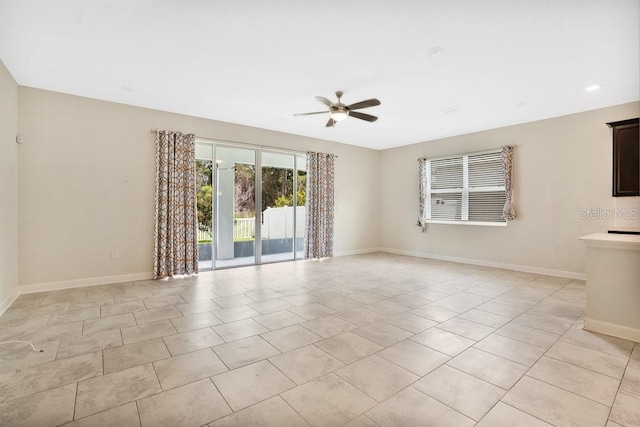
[379,102,640,276]
[0,60,19,308]
[13,85,640,287]
[17,88,380,287]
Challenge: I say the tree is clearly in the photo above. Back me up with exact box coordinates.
[196,185,212,232]
[234,164,255,215]
[274,187,306,207]
[296,172,307,205]
[195,160,213,233]
[196,160,212,186]
[234,166,299,211]
[261,167,307,209]
[261,167,293,211]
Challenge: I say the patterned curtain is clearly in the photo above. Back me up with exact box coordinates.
[417,158,428,233]
[153,131,199,278]
[304,152,335,259]
[501,145,517,220]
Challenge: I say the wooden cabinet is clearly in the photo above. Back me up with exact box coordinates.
[607,118,639,197]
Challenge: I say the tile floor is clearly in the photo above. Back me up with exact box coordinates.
[0,253,638,426]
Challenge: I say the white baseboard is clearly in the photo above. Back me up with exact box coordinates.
[13,251,380,296]
[378,247,586,280]
[11,247,584,301]
[0,288,19,316]
[19,272,154,295]
[584,318,640,343]
[334,247,383,257]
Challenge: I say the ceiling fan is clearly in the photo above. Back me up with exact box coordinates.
[294,91,381,127]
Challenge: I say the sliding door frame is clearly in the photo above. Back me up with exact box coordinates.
[254,151,263,266]
[196,138,307,271]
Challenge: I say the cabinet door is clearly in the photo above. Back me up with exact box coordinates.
[611,120,639,197]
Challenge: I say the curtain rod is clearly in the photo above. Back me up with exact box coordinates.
[150,129,339,158]
[418,145,520,161]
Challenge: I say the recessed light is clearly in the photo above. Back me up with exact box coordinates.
[427,46,443,57]
[437,107,460,115]
[121,85,135,92]
[510,102,526,108]
[585,85,600,92]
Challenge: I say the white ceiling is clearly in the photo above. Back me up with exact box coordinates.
[0,1,638,150]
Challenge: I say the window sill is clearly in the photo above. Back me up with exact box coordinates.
[425,220,508,227]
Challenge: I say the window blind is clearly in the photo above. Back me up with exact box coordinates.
[424,150,506,224]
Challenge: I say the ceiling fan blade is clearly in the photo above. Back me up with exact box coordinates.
[325,118,336,127]
[349,111,378,122]
[347,98,381,110]
[294,111,328,116]
[315,96,333,107]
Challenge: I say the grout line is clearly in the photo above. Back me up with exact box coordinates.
[149,357,166,392]
[491,327,557,349]
[72,382,79,420]
[135,400,143,426]
[605,347,633,422]
[264,357,299,387]
[541,349,626,380]
[399,383,477,422]
[521,373,617,408]
[208,377,234,413]
[363,414,382,427]
[277,393,313,426]
[374,338,451,375]
[117,327,125,348]
[498,401,557,426]
[210,345,232,372]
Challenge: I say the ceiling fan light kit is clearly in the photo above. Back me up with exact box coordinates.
[294,90,381,128]
[329,107,349,122]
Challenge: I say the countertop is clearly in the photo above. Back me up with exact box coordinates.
[579,233,640,249]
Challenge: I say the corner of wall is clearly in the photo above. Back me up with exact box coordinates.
[374,148,383,248]
[0,289,19,316]
[0,59,19,315]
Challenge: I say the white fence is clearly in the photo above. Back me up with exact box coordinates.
[197,207,304,242]
[198,229,212,241]
[262,206,305,239]
[197,219,254,242]
[234,217,255,239]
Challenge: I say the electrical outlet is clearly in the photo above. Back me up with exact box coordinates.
[111,250,118,260]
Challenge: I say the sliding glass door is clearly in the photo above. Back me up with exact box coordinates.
[260,152,307,263]
[195,144,214,270]
[195,141,306,270]
[214,146,256,269]
[295,155,307,260]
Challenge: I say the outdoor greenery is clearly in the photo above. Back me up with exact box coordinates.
[260,166,307,210]
[274,186,306,207]
[195,159,306,242]
[196,161,213,233]
[234,164,255,215]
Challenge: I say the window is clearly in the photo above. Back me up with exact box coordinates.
[422,150,507,225]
